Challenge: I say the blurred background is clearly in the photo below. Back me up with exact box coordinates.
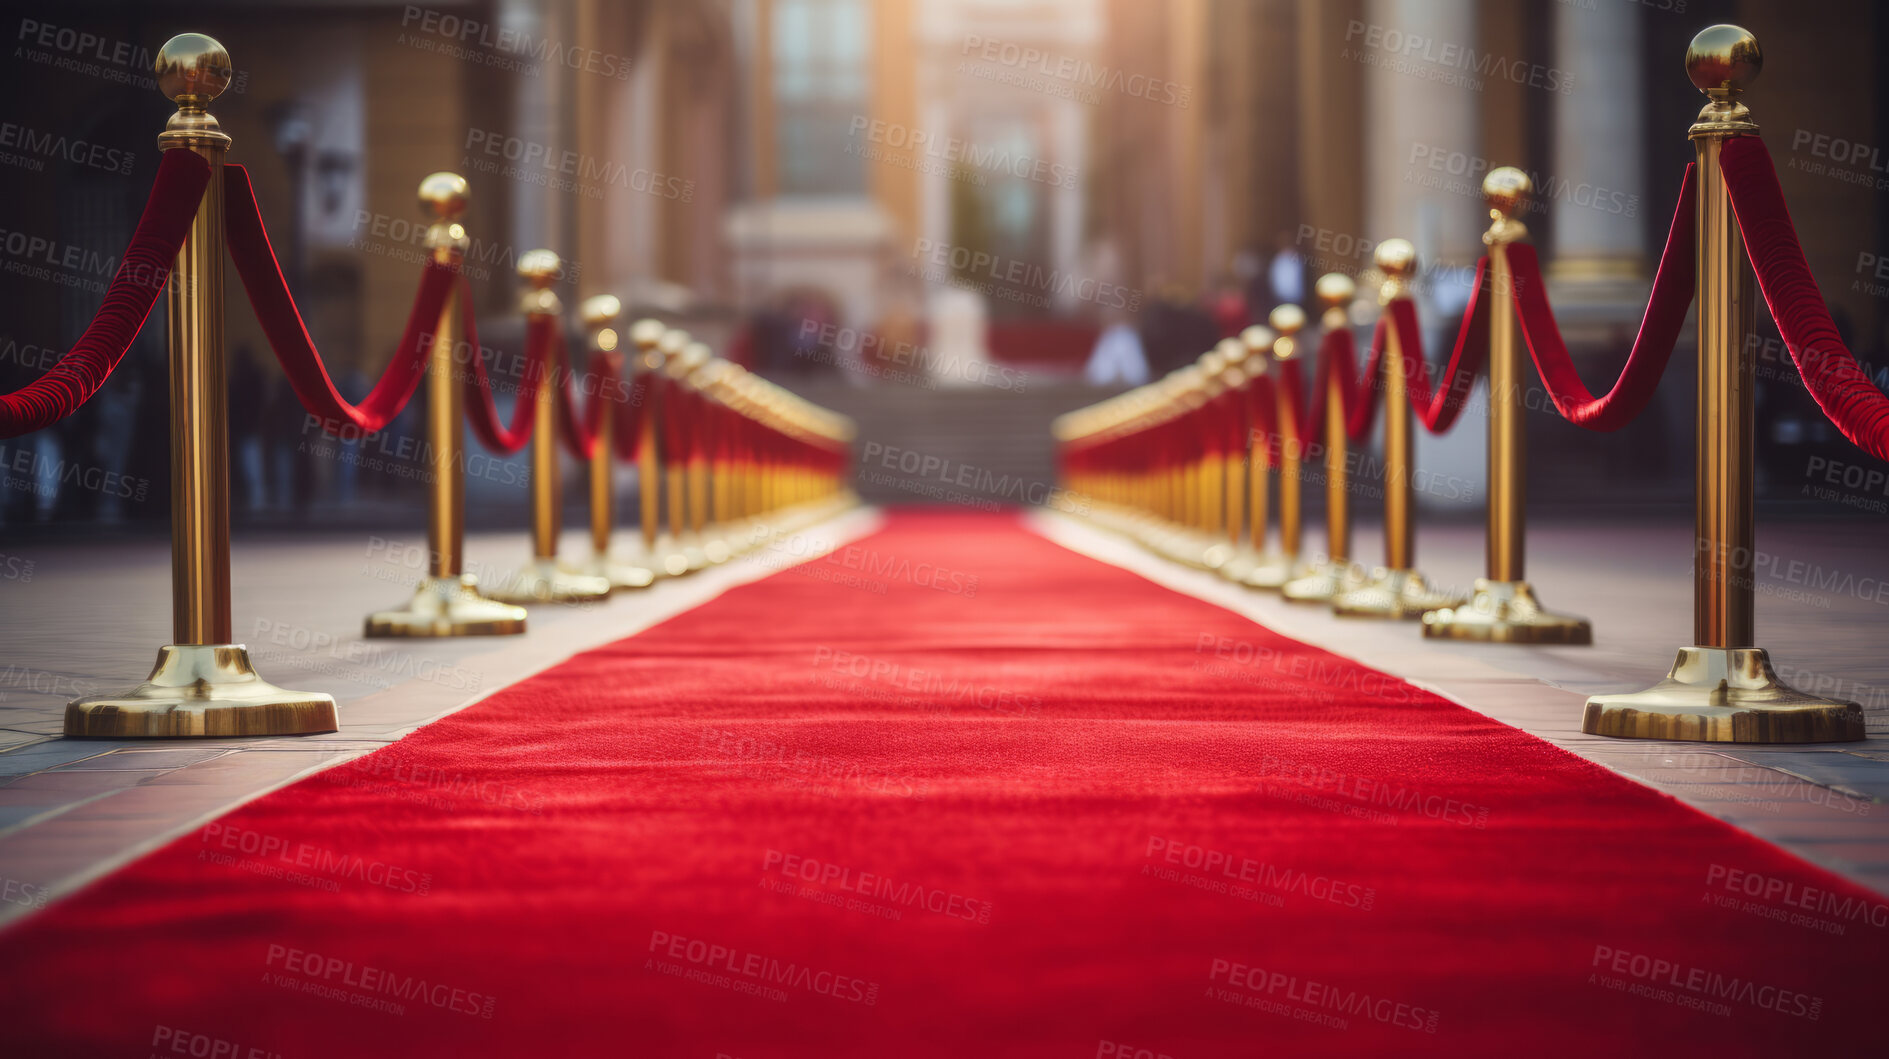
[3,0,1888,536]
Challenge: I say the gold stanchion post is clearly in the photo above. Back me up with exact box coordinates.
[366,174,528,638]
[658,330,709,573]
[1333,240,1468,619]
[1208,338,1256,576]
[494,251,611,603]
[1247,309,1304,589]
[578,295,655,589]
[1423,169,1592,644]
[628,318,668,573]
[68,35,338,736]
[1283,274,1365,602]
[1583,25,1863,742]
[683,342,732,564]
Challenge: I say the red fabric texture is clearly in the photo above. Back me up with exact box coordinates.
[462,296,550,455]
[1,512,1881,1056]
[1389,263,1489,435]
[1508,165,1698,431]
[612,371,651,463]
[1723,136,1889,461]
[553,340,616,462]
[225,165,456,436]
[0,150,210,437]
[1302,326,1378,445]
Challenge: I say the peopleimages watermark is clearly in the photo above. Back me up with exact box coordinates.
[1703,863,1889,936]
[249,617,484,694]
[15,19,250,97]
[0,442,151,503]
[847,116,1077,189]
[957,34,1191,108]
[0,120,133,175]
[1,875,49,910]
[1590,944,1823,1021]
[699,726,929,800]
[1208,958,1441,1033]
[264,942,496,1019]
[1785,128,1889,192]
[462,129,693,203]
[646,928,881,1006]
[761,848,993,924]
[1405,144,1640,219]
[859,441,1085,511]
[908,238,1141,312]
[794,319,1031,392]
[149,1024,281,1059]
[1143,835,1376,911]
[1342,19,1572,95]
[399,5,632,79]
[1257,753,1491,829]
[810,645,1042,718]
[200,821,433,897]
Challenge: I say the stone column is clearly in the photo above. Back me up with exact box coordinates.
[1547,0,1648,296]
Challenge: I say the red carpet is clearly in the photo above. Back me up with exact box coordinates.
[2,512,1882,1056]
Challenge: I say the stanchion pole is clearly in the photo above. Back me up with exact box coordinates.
[1423,170,1592,643]
[1247,309,1303,589]
[1283,274,1363,602]
[1583,25,1862,742]
[495,252,611,603]
[683,342,731,564]
[68,35,338,736]
[365,175,528,637]
[578,295,654,589]
[1333,241,1469,619]
[628,319,667,572]
[658,332,709,572]
[1208,338,1254,575]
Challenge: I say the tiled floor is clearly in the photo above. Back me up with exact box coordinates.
[3,506,1885,934]
[1032,511,1889,897]
[0,508,885,928]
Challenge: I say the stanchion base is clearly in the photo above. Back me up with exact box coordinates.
[1244,551,1301,591]
[367,574,528,638]
[582,554,657,591]
[65,645,337,739]
[1280,558,1364,603]
[491,558,613,604]
[1420,579,1592,644]
[1583,647,1866,743]
[1331,567,1467,620]
[703,537,732,564]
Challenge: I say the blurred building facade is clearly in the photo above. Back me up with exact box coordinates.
[3,0,1888,526]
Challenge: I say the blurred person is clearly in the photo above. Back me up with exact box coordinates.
[1084,309,1150,387]
[1268,229,1306,308]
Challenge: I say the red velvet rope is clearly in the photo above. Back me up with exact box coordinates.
[0,150,210,438]
[1507,165,1697,431]
[1722,137,1889,461]
[1388,260,1489,435]
[1301,325,1379,445]
[553,338,617,462]
[1246,374,1278,470]
[225,165,455,436]
[462,292,550,454]
[612,372,650,462]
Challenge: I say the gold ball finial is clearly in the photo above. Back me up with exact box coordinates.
[1686,25,1761,100]
[1483,167,1532,219]
[418,173,470,220]
[657,329,691,356]
[1215,336,1249,365]
[517,249,562,289]
[580,295,622,328]
[1373,239,1417,279]
[629,318,666,349]
[155,34,232,104]
[1268,304,1306,335]
[1239,324,1276,356]
[1314,273,1356,309]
